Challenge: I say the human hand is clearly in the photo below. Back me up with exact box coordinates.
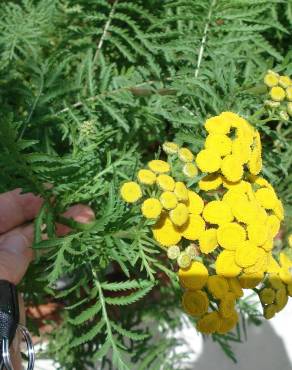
[0,188,95,284]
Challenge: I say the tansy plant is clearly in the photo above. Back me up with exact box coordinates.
[120,111,291,335]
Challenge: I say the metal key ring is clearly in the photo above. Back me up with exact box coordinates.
[2,325,35,370]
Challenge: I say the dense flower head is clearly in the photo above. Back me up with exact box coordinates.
[119,111,287,336]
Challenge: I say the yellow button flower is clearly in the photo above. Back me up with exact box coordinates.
[235,241,260,267]
[178,261,209,290]
[228,278,243,298]
[231,138,252,164]
[205,115,231,135]
[203,200,233,225]
[273,199,284,221]
[255,187,277,209]
[199,228,218,254]
[207,275,229,299]
[221,154,243,183]
[222,189,248,208]
[215,251,242,277]
[162,141,179,154]
[268,273,284,290]
[275,288,288,313]
[266,256,280,273]
[186,190,204,215]
[231,199,257,224]
[182,290,209,317]
[266,215,280,238]
[264,72,279,87]
[263,304,277,320]
[219,292,236,318]
[199,173,222,191]
[181,214,205,241]
[270,86,286,101]
[159,191,178,210]
[148,159,170,173]
[217,310,239,334]
[141,198,162,219]
[167,245,180,260]
[286,86,292,101]
[156,174,175,191]
[205,134,232,156]
[120,181,142,203]
[174,182,189,202]
[279,75,291,88]
[259,288,275,305]
[177,252,192,269]
[247,223,269,246]
[217,222,246,250]
[287,284,292,297]
[196,149,222,173]
[244,248,268,274]
[178,147,194,162]
[183,163,198,178]
[137,169,156,185]
[152,214,181,246]
[170,203,189,227]
[238,271,264,289]
[197,311,221,334]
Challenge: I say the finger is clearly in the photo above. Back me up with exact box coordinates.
[0,224,34,284]
[56,204,95,236]
[0,205,95,284]
[0,188,43,234]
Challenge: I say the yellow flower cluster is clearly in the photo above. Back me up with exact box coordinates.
[120,111,287,336]
[264,70,292,120]
[196,111,261,181]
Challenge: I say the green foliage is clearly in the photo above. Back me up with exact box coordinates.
[0,0,291,368]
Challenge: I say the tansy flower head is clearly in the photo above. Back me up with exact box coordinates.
[177,252,192,269]
[286,86,292,101]
[270,86,286,101]
[183,162,198,178]
[178,261,209,290]
[207,275,229,299]
[221,154,243,183]
[264,304,277,319]
[152,214,181,246]
[148,159,170,173]
[196,149,222,173]
[159,191,178,210]
[264,72,279,87]
[182,290,209,317]
[217,310,239,334]
[215,250,242,277]
[141,198,162,219]
[205,133,232,157]
[162,141,179,154]
[120,181,142,203]
[170,202,189,227]
[156,174,175,191]
[137,169,156,185]
[174,181,189,202]
[279,75,291,88]
[199,228,218,254]
[197,311,221,334]
[167,245,180,260]
[235,241,260,268]
[199,173,222,191]
[259,288,275,305]
[219,292,236,318]
[203,200,233,225]
[181,214,205,241]
[205,115,231,135]
[178,147,194,162]
[255,187,278,209]
[217,222,246,250]
[186,190,204,215]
